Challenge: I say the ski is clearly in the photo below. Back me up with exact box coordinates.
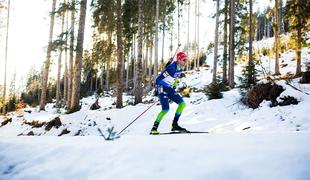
[152,131,209,135]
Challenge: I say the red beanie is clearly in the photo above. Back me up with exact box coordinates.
[176,52,188,62]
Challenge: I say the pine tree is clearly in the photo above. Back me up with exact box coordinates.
[40,0,57,111]
[186,0,190,71]
[285,0,310,77]
[116,0,124,108]
[212,0,220,83]
[67,0,75,108]
[248,0,255,85]
[134,0,144,104]
[56,0,66,109]
[1,0,10,114]
[274,0,280,75]
[222,0,228,84]
[69,0,87,113]
[204,77,226,100]
[154,0,159,78]
[229,0,235,88]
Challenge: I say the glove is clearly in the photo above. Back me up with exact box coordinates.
[173,78,180,88]
[180,72,186,78]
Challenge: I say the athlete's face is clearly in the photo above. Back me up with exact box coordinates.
[178,57,188,67]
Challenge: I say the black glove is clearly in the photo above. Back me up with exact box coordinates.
[180,72,186,78]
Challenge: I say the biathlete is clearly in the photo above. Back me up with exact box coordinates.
[150,52,189,135]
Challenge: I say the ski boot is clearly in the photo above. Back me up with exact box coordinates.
[171,122,188,133]
[150,121,160,135]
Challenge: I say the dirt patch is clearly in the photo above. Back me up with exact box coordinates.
[58,128,71,136]
[277,96,299,106]
[45,117,62,131]
[24,120,46,128]
[1,117,12,127]
[27,131,34,136]
[300,72,310,84]
[242,83,285,109]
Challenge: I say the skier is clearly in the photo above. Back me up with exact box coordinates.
[150,52,189,135]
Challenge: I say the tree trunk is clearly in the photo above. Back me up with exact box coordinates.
[69,0,87,113]
[145,45,148,82]
[295,0,302,77]
[194,0,197,70]
[149,42,153,88]
[126,54,129,91]
[130,42,134,89]
[64,1,69,106]
[100,66,104,92]
[229,0,235,88]
[116,0,124,108]
[279,0,284,34]
[177,0,180,45]
[161,0,167,64]
[90,71,93,93]
[56,4,66,109]
[248,0,254,85]
[106,61,110,91]
[186,0,190,71]
[274,0,280,75]
[143,43,148,77]
[40,0,56,111]
[196,0,200,69]
[133,35,136,88]
[222,0,228,84]
[212,0,220,83]
[67,0,75,108]
[135,0,144,104]
[95,75,97,92]
[2,0,10,114]
[106,32,112,91]
[154,0,159,78]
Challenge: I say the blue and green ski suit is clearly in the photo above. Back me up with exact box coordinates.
[155,61,186,124]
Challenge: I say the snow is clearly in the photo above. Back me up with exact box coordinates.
[1,133,310,180]
[0,41,310,179]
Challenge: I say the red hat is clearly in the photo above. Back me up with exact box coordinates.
[176,52,188,63]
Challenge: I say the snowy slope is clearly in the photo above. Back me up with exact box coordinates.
[0,45,310,179]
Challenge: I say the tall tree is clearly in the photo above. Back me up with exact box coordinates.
[194,0,197,70]
[67,0,75,108]
[56,1,66,109]
[196,0,200,69]
[135,0,144,104]
[212,0,220,83]
[222,0,228,84]
[1,0,10,114]
[186,0,190,71]
[274,0,280,75]
[229,0,235,88]
[248,0,254,85]
[40,0,57,111]
[64,0,69,103]
[286,0,310,76]
[69,0,87,112]
[154,0,159,77]
[116,0,124,108]
[161,0,167,64]
[177,0,180,45]
[148,42,153,88]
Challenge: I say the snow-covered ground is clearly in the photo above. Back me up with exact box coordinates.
[1,133,309,180]
[0,45,310,179]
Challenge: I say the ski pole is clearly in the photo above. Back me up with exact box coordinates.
[118,101,158,136]
[172,43,182,59]
[165,43,182,68]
